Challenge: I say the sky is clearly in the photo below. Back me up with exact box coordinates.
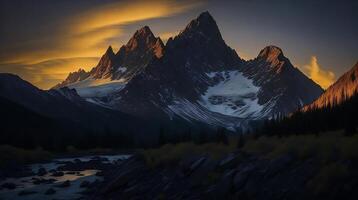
[0,0,357,89]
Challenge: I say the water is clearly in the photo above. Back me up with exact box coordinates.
[0,154,131,200]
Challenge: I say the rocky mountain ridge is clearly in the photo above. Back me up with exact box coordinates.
[53,11,324,130]
[304,62,358,110]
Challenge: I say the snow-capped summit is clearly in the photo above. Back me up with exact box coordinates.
[52,26,164,100]
[53,11,324,130]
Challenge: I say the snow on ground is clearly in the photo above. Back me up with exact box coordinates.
[200,71,266,119]
[66,78,127,98]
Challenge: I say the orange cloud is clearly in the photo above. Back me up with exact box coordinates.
[303,56,335,89]
[1,0,201,65]
[0,0,203,89]
[0,57,99,89]
[74,0,201,33]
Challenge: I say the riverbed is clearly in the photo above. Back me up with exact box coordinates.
[0,154,131,200]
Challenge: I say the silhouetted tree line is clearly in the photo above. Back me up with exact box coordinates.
[0,96,234,151]
[1,125,231,152]
[158,126,229,146]
[259,91,358,136]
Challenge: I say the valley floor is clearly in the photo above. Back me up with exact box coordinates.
[1,131,358,200]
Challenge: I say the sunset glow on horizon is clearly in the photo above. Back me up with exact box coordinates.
[0,0,357,89]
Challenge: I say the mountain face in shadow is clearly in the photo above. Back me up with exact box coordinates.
[304,62,358,110]
[0,73,151,137]
[53,26,164,89]
[53,12,323,130]
[242,45,323,115]
[1,11,324,135]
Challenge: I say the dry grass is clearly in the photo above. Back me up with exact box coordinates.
[140,138,237,168]
[0,145,53,166]
[141,131,358,169]
[307,163,350,194]
[243,131,358,163]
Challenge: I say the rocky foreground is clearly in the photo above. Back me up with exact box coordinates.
[86,151,358,200]
[1,137,357,200]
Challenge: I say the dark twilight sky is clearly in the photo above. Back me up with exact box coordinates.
[0,0,357,89]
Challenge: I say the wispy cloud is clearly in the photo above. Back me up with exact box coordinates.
[303,56,335,89]
[2,0,202,64]
[0,57,99,89]
[0,0,203,88]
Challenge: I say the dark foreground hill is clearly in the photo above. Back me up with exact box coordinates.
[82,132,358,200]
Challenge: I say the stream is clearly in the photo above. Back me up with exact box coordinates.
[0,154,131,200]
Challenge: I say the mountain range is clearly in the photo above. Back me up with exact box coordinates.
[1,11,356,136]
[52,12,323,130]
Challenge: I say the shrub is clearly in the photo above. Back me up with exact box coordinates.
[141,139,237,168]
[307,163,349,195]
[0,145,52,166]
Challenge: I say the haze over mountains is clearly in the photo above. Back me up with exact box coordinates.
[52,12,323,130]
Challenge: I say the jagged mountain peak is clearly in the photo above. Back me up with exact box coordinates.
[163,11,239,67]
[258,45,285,62]
[52,68,90,89]
[197,11,215,23]
[254,45,294,74]
[73,68,87,74]
[178,11,222,42]
[78,68,86,72]
[125,26,161,51]
[51,11,325,131]
[67,68,88,79]
[134,26,154,38]
[105,45,115,56]
[90,46,116,79]
[119,26,164,59]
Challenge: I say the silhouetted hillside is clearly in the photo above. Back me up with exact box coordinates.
[260,91,358,136]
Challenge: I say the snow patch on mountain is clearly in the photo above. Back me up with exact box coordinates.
[117,67,127,73]
[65,78,127,98]
[76,82,126,98]
[200,71,266,119]
[165,98,239,130]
